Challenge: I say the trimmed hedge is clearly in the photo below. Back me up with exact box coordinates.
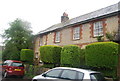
[79,49,85,67]
[40,45,62,66]
[61,45,81,67]
[85,42,119,77]
[20,49,34,64]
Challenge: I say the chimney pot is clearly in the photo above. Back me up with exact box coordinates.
[61,12,69,23]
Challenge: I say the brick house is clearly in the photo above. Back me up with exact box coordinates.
[34,2,120,65]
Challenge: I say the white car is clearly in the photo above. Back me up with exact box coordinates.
[32,67,106,81]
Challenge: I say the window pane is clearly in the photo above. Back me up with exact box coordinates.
[73,27,80,40]
[77,72,84,80]
[55,32,60,42]
[46,69,62,78]
[61,70,77,80]
[11,62,24,67]
[90,73,106,81]
[93,21,103,37]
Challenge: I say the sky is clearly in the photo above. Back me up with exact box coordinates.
[0,0,120,45]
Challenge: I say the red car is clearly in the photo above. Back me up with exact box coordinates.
[2,60,24,78]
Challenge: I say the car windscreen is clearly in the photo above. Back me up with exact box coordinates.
[90,73,106,81]
[11,62,24,67]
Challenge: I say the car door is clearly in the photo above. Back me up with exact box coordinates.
[77,71,84,81]
[60,69,77,80]
[42,69,63,79]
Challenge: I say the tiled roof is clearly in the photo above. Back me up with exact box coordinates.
[38,2,119,34]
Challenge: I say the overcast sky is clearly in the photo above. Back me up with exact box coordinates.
[0,0,120,45]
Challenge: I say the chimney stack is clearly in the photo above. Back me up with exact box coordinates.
[61,12,69,23]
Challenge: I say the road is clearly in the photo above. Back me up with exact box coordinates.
[0,65,2,81]
[1,78,31,81]
[0,70,31,81]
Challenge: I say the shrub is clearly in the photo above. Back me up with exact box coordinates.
[106,32,117,41]
[40,45,62,67]
[61,45,81,67]
[79,49,85,67]
[24,65,36,78]
[41,64,55,69]
[85,42,119,77]
[118,44,120,56]
[96,36,104,42]
[20,49,34,64]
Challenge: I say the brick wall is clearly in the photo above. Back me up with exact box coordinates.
[34,15,119,64]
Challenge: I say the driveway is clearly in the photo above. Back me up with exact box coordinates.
[0,65,2,81]
[1,78,31,81]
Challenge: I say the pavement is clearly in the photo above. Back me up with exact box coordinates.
[1,78,31,81]
[0,66,2,81]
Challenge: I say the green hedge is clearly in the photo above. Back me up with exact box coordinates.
[20,49,34,64]
[118,44,120,55]
[85,42,119,77]
[40,45,62,66]
[61,45,81,67]
[79,49,85,67]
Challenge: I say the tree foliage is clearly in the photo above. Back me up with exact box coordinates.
[2,18,33,61]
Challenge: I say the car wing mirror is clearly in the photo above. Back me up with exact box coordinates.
[42,74,46,77]
[2,64,5,66]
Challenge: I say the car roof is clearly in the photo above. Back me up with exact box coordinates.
[5,60,22,63]
[52,67,100,74]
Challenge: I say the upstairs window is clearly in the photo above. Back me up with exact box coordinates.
[73,27,80,40]
[93,21,103,37]
[55,31,60,43]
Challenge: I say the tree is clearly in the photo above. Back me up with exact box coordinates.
[2,18,33,61]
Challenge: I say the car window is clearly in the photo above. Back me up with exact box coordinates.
[8,62,12,66]
[3,61,8,65]
[4,61,12,65]
[11,62,24,67]
[60,70,77,80]
[90,73,106,81]
[45,69,62,78]
[77,72,84,80]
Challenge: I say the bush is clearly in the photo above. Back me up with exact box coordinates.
[85,42,119,77]
[118,44,120,56]
[61,45,81,67]
[40,45,62,67]
[41,64,55,69]
[79,49,85,67]
[20,49,34,64]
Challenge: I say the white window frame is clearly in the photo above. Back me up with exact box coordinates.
[73,27,80,40]
[55,31,60,43]
[93,21,103,37]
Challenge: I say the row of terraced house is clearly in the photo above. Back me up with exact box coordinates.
[34,2,120,65]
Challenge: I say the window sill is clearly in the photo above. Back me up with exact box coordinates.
[54,41,60,43]
[93,35,104,38]
[73,38,80,41]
